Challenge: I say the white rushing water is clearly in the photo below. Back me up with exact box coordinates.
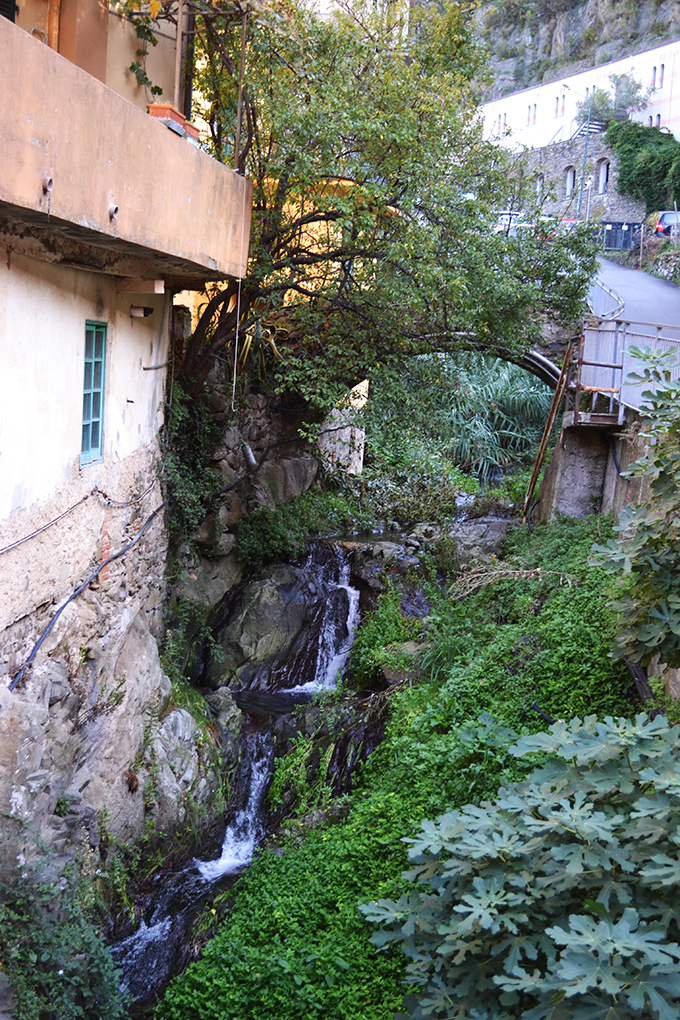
[196,732,273,881]
[283,559,361,694]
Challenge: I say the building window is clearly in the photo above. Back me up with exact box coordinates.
[565,166,576,198]
[555,96,559,118]
[561,93,565,116]
[503,112,507,129]
[657,114,662,127]
[81,321,106,465]
[527,105,531,126]
[660,64,665,88]
[533,103,537,124]
[598,160,610,194]
[649,116,653,126]
[0,0,17,22]
[652,66,657,88]
[536,173,544,197]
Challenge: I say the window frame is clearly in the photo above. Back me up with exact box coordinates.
[80,320,107,467]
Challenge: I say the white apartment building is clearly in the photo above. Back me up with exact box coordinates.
[483,38,680,148]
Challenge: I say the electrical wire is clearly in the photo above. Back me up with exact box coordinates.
[0,481,157,557]
[231,177,249,412]
[8,499,169,692]
[7,429,326,691]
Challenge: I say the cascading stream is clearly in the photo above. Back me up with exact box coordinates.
[112,540,362,1008]
[196,731,273,881]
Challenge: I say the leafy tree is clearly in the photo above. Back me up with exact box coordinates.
[606,120,680,212]
[592,349,680,667]
[362,712,680,1020]
[576,73,652,128]
[120,0,596,408]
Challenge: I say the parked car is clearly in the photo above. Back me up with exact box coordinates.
[652,211,680,235]
[492,210,525,235]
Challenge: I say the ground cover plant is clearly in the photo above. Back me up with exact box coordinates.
[156,517,638,1020]
[363,712,680,1020]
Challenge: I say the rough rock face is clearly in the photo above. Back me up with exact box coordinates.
[204,552,353,692]
[0,612,238,861]
[480,0,680,98]
[445,517,519,565]
[176,387,320,616]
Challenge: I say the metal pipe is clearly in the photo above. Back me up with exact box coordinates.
[173,0,184,111]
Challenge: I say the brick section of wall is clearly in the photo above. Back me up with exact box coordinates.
[517,134,646,223]
[100,508,113,581]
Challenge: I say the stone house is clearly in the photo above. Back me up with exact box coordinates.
[0,7,252,852]
[517,132,646,235]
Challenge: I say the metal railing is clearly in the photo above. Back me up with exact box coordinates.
[577,317,680,421]
[587,280,624,320]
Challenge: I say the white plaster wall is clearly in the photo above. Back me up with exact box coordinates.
[483,39,680,150]
[0,254,169,519]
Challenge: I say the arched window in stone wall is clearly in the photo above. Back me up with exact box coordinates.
[598,159,610,195]
[565,166,576,198]
[536,173,544,198]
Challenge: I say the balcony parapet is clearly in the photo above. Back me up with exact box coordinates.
[0,17,252,287]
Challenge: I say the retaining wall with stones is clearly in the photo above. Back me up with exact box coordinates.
[517,134,646,223]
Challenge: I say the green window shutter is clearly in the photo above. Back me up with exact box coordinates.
[81,322,106,465]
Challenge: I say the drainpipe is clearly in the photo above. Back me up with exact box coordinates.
[47,0,61,51]
[173,0,184,112]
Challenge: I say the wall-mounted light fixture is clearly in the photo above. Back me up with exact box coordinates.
[130,306,154,318]
[109,203,119,220]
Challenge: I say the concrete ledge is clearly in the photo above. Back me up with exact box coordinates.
[0,17,252,283]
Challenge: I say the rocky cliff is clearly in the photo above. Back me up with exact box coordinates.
[480,0,680,98]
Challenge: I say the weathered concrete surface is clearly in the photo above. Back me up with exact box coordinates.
[0,16,252,284]
[537,427,610,521]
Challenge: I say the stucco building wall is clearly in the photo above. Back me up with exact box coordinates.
[0,251,170,668]
[483,37,680,147]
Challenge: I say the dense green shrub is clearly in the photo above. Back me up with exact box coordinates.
[363,713,680,1020]
[0,859,127,1020]
[160,385,224,542]
[592,349,680,666]
[348,586,420,687]
[234,488,373,569]
[607,120,680,212]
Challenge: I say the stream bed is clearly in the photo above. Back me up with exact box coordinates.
[111,540,367,1011]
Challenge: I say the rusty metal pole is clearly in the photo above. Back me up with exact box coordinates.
[522,342,574,523]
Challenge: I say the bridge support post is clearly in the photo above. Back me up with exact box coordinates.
[537,426,610,521]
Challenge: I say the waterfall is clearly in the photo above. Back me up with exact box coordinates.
[196,731,273,881]
[284,556,360,693]
[112,540,363,1008]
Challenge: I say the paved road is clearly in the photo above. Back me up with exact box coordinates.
[595,257,680,328]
